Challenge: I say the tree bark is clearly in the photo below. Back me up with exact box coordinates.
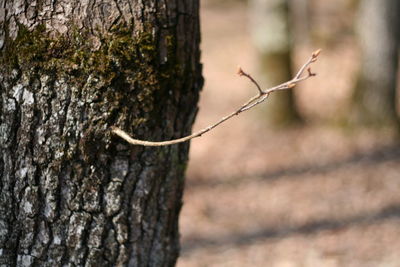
[0,1,202,266]
[351,0,400,128]
[249,0,302,126]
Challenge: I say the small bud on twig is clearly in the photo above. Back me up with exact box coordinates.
[307,67,316,77]
[311,49,322,62]
[237,66,245,76]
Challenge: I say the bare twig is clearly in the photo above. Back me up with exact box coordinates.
[111,50,321,146]
[238,67,263,95]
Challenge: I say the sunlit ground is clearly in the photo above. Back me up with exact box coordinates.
[178,1,400,266]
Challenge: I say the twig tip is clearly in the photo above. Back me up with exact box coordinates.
[311,49,322,62]
[312,49,322,58]
[237,66,245,76]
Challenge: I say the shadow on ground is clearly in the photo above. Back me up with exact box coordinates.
[182,143,400,255]
[181,202,400,254]
[186,144,400,190]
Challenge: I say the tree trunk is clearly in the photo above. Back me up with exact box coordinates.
[290,0,311,47]
[0,1,202,266]
[249,0,302,126]
[351,0,400,128]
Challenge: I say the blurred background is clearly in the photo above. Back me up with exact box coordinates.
[178,0,400,266]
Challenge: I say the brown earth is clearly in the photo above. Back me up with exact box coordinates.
[178,1,400,267]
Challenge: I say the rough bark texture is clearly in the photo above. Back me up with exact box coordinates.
[249,0,301,126]
[351,0,400,128]
[0,0,202,266]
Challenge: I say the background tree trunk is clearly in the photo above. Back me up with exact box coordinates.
[0,0,202,266]
[290,0,311,47]
[351,0,400,128]
[249,0,302,126]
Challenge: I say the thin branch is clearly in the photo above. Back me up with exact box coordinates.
[238,67,263,95]
[111,50,321,146]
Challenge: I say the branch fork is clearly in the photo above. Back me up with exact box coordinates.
[111,49,321,146]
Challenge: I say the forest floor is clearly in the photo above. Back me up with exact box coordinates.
[178,1,400,267]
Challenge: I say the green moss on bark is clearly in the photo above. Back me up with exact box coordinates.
[2,23,179,86]
[1,23,181,132]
